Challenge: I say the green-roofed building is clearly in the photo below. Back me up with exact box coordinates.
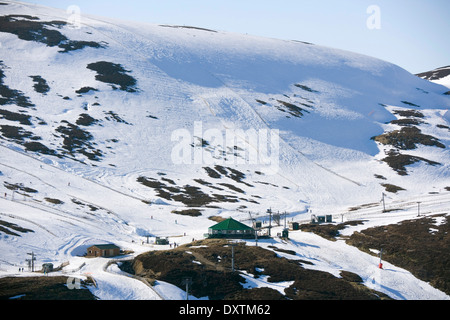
[207,218,255,239]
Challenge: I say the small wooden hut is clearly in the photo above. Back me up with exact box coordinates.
[86,244,120,258]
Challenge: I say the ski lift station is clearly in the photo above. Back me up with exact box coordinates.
[311,215,333,224]
[206,218,255,239]
[155,237,169,245]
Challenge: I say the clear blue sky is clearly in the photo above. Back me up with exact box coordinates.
[21,0,449,74]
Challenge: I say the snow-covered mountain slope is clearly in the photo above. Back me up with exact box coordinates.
[0,1,449,300]
[417,65,450,89]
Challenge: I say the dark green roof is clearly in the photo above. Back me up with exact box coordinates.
[90,244,120,249]
[209,218,253,231]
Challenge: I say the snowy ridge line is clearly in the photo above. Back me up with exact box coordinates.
[6,0,152,63]
[78,4,365,193]
[31,1,194,90]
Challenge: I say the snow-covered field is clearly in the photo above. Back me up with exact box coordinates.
[0,139,448,300]
[0,1,449,300]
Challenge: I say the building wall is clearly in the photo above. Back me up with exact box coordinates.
[87,246,120,257]
[87,247,101,257]
[208,229,255,239]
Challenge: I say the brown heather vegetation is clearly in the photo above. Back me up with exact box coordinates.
[125,239,390,300]
[347,214,450,295]
[0,276,96,300]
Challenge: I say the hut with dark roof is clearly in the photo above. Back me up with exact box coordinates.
[207,218,255,239]
[86,244,120,257]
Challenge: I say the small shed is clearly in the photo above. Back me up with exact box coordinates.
[253,221,262,229]
[311,215,333,224]
[289,221,299,230]
[155,237,169,245]
[42,263,53,273]
[87,244,120,258]
[207,218,255,239]
[317,216,326,223]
